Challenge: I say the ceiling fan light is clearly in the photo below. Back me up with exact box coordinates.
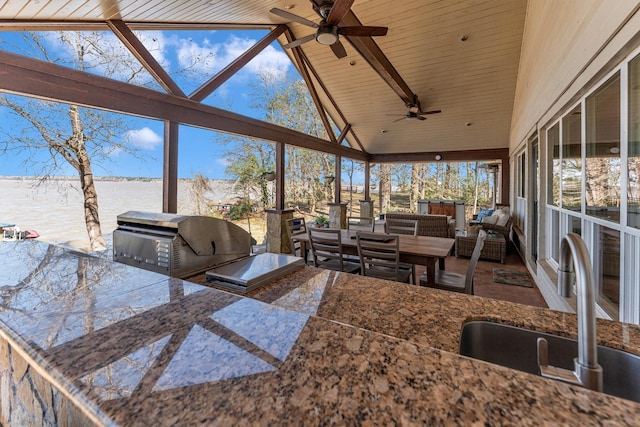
[316,25,339,45]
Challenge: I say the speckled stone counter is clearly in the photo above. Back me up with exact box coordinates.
[1,240,640,426]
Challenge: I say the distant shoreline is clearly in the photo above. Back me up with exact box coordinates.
[0,176,235,183]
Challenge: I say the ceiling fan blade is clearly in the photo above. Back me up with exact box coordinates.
[419,109,442,115]
[392,117,406,123]
[339,26,388,37]
[282,34,316,49]
[330,41,347,58]
[270,8,319,28]
[326,0,354,26]
[417,116,427,121]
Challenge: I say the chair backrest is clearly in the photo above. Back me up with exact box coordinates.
[356,231,402,281]
[384,212,450,238]
[347,216,375,232]
[286,217,306,255]
[464,230,487,294]
[308,228,347,269]
[385,218,418,236]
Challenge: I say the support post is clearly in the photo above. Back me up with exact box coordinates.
[328,202,348,229]
[265,209,294,254]
[163,121,178,213]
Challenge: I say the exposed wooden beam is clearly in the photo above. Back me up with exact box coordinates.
[107,20,185,97]
[297,50,366,152]
[0,20,274,32]
[0,49,368,162]
[286,30,337,144]
[190,25,287,102]
[369,148,509,163]
[341,11,414,106]
[337,123,351,145]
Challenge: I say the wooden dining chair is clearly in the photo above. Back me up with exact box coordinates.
[347,216,376,232]
[384,218,418,283]
[356,231,411,284]
[385,218,418,236]
[308,228,361,274]
[286,217,307,259]
[420,230,486,294]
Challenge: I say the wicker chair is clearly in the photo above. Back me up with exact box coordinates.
[479,205,512,241]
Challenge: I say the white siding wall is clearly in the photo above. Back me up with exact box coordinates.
[510,1,640,148]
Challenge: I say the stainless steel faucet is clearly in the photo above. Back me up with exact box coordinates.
[537,233,603,392]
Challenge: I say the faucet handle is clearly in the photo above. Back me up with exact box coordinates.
[537,337,584,386]
[537,337,548,373]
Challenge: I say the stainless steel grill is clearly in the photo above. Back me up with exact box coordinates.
[113,211,306,293]
[113,211,256,278]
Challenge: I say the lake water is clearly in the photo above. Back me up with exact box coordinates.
[0,178,240,249]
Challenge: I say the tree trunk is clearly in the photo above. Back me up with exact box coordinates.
[410,164,420,212]
[473,161,480,214]
[379,164,392,212]
[69,105,106,251]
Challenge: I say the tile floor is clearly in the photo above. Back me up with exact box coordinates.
[415,249,548,308]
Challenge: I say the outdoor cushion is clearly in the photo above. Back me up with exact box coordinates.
[476,208,494,222]
[494,210,510,227]
[481,215,498,225]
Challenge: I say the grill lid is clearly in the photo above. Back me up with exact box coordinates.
[116,211,255,257]
[205,253,305,293]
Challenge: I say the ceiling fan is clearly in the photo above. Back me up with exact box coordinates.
[390,104,442,122]
[270,0,388,59]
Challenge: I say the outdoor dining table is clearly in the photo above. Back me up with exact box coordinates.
[293,228,455,286]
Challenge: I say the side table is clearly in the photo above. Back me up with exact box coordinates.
[455,231,506,263]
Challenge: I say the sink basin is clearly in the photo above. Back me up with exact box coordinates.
[459,321,640,403]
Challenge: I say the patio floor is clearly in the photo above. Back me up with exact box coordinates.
[415,249,548,308]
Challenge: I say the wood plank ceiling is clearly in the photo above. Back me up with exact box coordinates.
[0,0,527,160]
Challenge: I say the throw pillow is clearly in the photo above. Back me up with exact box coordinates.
[495,211,510,227]
[476,208,494,222]
[481,215,498,225]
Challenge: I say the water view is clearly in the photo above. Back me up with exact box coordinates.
[0,177,240,248]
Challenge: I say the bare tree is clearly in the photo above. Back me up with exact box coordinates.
[410,163,420,212]
[190,173,212,215]
[378,164,392,213]
[0,31,161,250]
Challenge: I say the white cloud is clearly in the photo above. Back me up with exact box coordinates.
[42,31,171,86]
[216,157,231,167]
[125,127,162,150]
[176,35,290,79]
[177,37,220,75]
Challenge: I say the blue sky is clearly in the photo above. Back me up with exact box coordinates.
[0,28,295,179]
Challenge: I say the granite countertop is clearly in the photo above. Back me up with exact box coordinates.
[1,240,640,426]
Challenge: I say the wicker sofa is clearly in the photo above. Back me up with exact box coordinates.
[385,212,454,238]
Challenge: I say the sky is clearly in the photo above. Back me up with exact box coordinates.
[0,28,296,179]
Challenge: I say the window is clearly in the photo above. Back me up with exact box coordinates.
[561,105,582,211]
[593,224,620,317]
[548,123,560,206]
[629,54,640,229]
[585,73,621,222]
[517,151,526,198]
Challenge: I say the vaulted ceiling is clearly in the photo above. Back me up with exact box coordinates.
[0,0,527,161]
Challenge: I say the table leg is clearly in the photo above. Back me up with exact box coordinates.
[438,257,445,270]
[423,257,437,285]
